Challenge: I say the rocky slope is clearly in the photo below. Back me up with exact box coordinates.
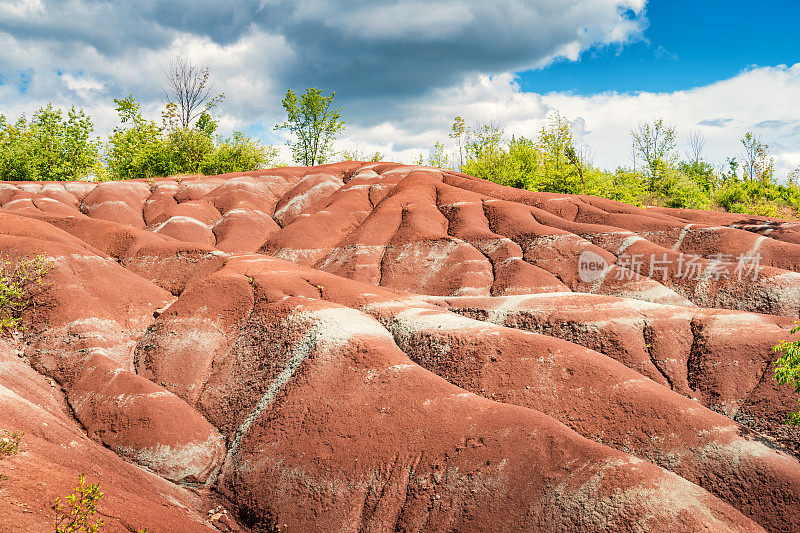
[1,162,799,532]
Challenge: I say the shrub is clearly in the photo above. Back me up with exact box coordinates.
[107,95,275,179]
[52,474,104,533]
[656,169,711,210]
[773,324,800,426]
[51,474,150,532]
[200,131,276,175]
[0,255,51,334]
[0,105,101,181]
[339,148,384,162]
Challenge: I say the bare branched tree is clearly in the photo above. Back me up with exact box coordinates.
[163,57,224,129]
[686,129,707,163]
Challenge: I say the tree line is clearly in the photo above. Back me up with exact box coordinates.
[2,57,800,220]
[0,58,347,181]
[425,113,800,219]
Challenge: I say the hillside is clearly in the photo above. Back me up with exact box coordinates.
[1,162,799,532]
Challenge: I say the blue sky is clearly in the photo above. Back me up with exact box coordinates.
[1,0,799,174]
[519,1,800,95]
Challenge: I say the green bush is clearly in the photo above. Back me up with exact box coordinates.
[656,169,711,209]
[53,474,104,533]
[714,179,800,218]
[200,131,276,175]
[0,105,101,181]
[106,95,274,179]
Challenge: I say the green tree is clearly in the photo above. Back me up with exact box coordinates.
[538,113,574,177]
[106,94,173,180]
[107,93,272,180]
[429,141,449,168]
[741,131,773,182]
[0,104,101,181]
[565,144,593,191]
[536,113,584,192]
[276,88,346,166]
[449,116,467,170]
[631,118,677,190]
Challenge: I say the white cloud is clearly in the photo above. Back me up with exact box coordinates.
[543,63,800,176]
[0,0,645,133]
[60,73,104,98]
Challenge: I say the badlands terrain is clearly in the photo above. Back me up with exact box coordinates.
[1,162,800,532]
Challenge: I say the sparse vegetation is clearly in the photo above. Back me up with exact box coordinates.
[50,474,149,532]
[53,474,104,533]
[0,429,24,482]
[0,429,23,459]
[2,60,799,222]
[2,58,274,182]
[340,147,384,162]
[0,255,51,334]
[105,93,275,180]
[773,324,800,426]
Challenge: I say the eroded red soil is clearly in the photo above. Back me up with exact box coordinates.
[1,163,799,532]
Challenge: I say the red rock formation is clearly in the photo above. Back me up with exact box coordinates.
[2,163,799,532]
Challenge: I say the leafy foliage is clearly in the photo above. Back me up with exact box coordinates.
[0,105,101,181]
[437,115,800,219]
[105,95,172,180]
[428,141,449,168]
[450,116,467,171]
[741,131,773,182]
[773,324,800,425]
[276,88,346,166]
[0,255,51,334]
[199,131,278,175]
[52,474,104,533]
[106,95,273,180]
[631,119,677,191]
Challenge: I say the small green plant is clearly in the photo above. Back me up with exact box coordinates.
[0,429,23,482]
[773,323,800,425]
[52,474,104,533]
[51,474,150,532]
[0,429,23,459]
[0,255,51,334]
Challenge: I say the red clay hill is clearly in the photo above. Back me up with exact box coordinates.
[1,162,800,532]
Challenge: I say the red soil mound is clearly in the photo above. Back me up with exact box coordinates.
[2,163,799,532]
